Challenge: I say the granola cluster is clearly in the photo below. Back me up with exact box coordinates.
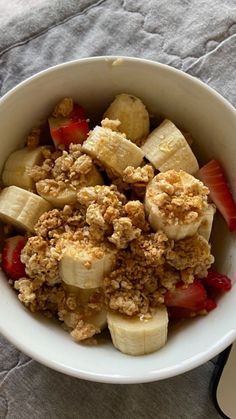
[14,278,65,313]
[123,165,154,185]
[29,144,100,201]
[21,205,87,285]
[14,175,214,340]
[26,127,41,149]
[52,97,73,118]
[77,184,149,247]
[103,232,213,316]
[166,234,214,278]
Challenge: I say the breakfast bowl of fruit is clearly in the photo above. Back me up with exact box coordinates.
[0,56,235,383]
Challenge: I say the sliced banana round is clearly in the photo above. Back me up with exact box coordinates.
[197,204,216,241]
[85,309,107,330]
[36,165,103,208]
[0,186,52,232]
[82,125,144,176]
[36,182,77,208]
[103,93,150,145]
[60,243,116,289]
[63,284,107,329]
[64,284,98,305]
[145,170,210,240]
[2,146,49,191]
[141,119,199,175]
[107,306,168,356]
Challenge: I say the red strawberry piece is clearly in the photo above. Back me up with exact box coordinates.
[204,298,217,312]
[70,104,87,121]
[168,297,217,319]
[2,235,27,280]
[201,269,232,292]
[50,120,89,147]
[49,103,89,147]
[198,159,236,232]
[164,280,207,311]
[168,307,195,319]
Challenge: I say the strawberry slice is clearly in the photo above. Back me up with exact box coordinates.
[164,280,207,311]
[50,120,89,147]
[168,307,195,319]
[49,103,89,147]
[205,298,217,312]
[201,269,232,292]
[70,104,87,121]
[168,298,217,319]
[198,159,236,232]
[2,235,27,280]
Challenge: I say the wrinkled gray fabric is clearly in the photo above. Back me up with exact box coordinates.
[0,0,235,417]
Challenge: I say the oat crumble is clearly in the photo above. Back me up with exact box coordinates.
[52,97,73,118]
[166,233,214,278]
[101,118,121,131]
[26,127,41,149]
[123,165,154,185]
[29,144,101,203]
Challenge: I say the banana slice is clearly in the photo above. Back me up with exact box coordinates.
[0,186,52,232]
[107,306,168,356]
[85,309,107,330]
[198,204,216,241]
[64,284,98,305]
[141,119,199,175]
[63,284,107,329]
[2,146,48,191]
[82,125,144,176]
[60,243,116,289]
[145,170,210,240]
[103,94,150,145]
[36,165,103,208]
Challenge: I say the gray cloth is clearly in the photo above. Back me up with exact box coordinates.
[0,1,235,417]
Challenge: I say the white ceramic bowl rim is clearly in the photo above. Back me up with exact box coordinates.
[1,55,235,116]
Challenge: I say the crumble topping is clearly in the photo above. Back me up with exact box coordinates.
[14,272,103,341]
[58,287,104,341]
[124,200,149,231]
[77,185,148,247]
[103,232,170,316]
[34,206,85,241]
[70,320,100,341]
[123,165,154,185]
[147,170,209,225]
[78,185,126,241]
[29,145,100,200]
[14,278,65,313]
[103,231,214,316]
[52,97,73,118]
[18,173,214,321]
[108,217,141,249]
[77,184,127,208]
[21,236,61,285]
[105,164,154,198]
[26,127,41,149]
[130,231,168,266]
[166,233,214,278]
[101,118,121,131]
[28,148,63,182]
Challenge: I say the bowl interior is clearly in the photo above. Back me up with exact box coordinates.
[0,57,235,383]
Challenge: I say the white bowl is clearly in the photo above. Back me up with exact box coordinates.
[0,56,235,384]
